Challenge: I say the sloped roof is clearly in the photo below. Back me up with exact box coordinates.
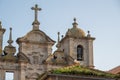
[38,65,120,80]
[108,66,120,74]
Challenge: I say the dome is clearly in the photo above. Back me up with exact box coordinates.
[66,18,85,38]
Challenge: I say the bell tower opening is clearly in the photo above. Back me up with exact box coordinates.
[77,45,83,61]
[5,72,14,80]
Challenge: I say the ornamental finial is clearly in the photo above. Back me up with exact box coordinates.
[56,32,61,49]
[74,18,76,22]
[4,27,16,56]
[7,27,13,46]
[73,17,78,28]
[87,30,91,37]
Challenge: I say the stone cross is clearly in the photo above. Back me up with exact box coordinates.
[31,4,41,22]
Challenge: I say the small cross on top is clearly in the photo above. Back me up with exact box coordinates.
[31,4,41,22]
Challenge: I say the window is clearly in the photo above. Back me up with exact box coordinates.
[77,45,83,61]
[5,72,14,80]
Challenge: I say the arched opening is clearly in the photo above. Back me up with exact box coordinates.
[77,45,83,61]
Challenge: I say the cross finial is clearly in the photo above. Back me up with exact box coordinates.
[7,27,13,46]
[31,4,42,25]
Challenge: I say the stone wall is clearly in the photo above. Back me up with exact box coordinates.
[0,61,20,80]
[60,37,95,68]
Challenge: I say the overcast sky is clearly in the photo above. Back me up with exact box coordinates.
[0,0,120,71]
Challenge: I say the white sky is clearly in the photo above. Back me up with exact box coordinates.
[0,0,120,71]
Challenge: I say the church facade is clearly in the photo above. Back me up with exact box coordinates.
[0,4,95,80]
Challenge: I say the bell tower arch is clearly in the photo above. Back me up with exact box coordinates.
[77,45,83,61]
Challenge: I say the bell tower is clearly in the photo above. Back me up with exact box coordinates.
[0,21,5,54]
[60,18,95,68]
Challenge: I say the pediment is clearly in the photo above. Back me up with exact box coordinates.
[17,30,55,44]
[26,31,47,43]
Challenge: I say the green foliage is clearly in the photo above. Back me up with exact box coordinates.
[52,65,120,78]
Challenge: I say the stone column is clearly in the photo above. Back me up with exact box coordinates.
[1,70,5,80]
[0,21,5,54]
[69,38,73,57]
[87,39,94,68]
[0,67,2,80]
[0,65,4,80]
[14,71,19,80]
[19,63,26,80]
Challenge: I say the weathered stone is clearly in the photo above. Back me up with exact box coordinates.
[0,4,96,80]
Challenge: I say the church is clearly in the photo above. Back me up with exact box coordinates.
[1,4,118,80]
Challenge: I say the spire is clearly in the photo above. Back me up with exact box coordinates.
[72,18,78,28]
[58,32,60,43]
[7,27,13,46]
[3,27,16,57]
[56,32,61,50]
[31,4,42,30]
